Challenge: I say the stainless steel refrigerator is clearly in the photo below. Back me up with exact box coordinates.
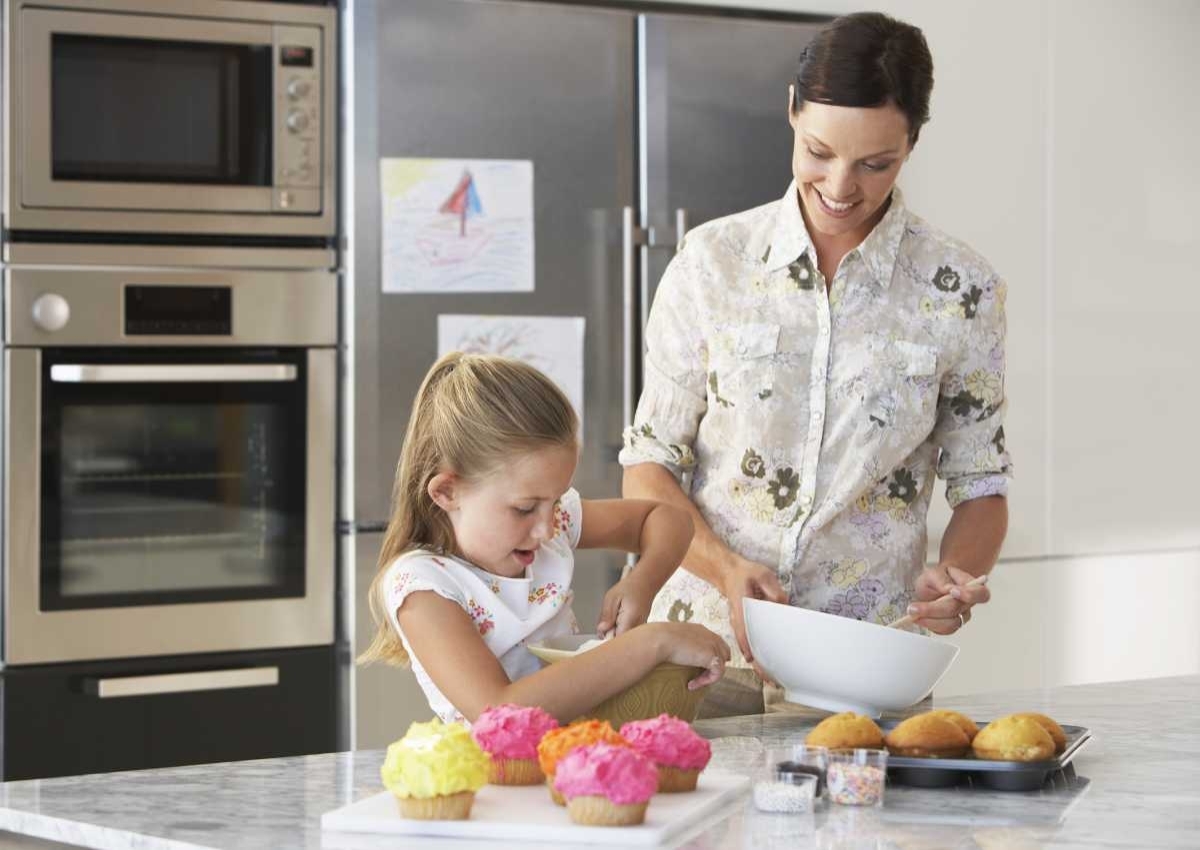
[344,0,821,748]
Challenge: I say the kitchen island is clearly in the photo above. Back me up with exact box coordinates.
[0,675,1196,849]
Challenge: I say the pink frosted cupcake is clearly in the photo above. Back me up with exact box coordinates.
[553,741,658,826]
[620,714,711,792]
[471,704,560,785]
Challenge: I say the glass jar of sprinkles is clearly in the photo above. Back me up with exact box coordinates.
[753,769,818,813]
[826,749,888,807]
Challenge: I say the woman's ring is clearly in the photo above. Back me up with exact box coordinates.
[957,611,966,629]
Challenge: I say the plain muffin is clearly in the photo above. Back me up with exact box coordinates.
[1011,712,1066,754]
[927,709,980,743]
[972,715,1056,762]
[884,713,971,758]
[805,712,885,750]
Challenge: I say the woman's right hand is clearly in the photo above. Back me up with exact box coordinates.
[645,622,731,690]
[721,558,788,663]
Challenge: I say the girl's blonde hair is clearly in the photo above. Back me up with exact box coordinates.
[358,351,579,667]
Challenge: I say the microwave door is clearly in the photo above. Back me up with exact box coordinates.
[19,9,278,213]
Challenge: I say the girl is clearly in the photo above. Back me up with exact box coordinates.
[360,352,730,724]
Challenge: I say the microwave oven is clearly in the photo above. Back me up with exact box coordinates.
[3,0,336,239]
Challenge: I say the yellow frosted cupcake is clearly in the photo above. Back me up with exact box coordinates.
[381,719,490,820]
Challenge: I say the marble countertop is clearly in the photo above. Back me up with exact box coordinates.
[1,675,1197,849]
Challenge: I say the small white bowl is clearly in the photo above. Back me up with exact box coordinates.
[744,598,959,717]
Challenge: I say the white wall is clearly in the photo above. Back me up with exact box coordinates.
[644,0,1200,694]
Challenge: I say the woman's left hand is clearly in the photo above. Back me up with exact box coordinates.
[596,574,655,637]
[908,564,991,635]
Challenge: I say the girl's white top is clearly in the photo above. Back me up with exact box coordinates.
[383,488,582,723]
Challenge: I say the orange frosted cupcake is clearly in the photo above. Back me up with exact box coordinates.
[554,741,658,826]
[620,714,711,792]
[537,719,628,806]
[471,704,560,785]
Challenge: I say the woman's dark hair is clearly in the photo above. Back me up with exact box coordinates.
[792,12,933,145]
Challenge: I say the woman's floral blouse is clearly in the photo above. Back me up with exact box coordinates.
[619,183,1012,666]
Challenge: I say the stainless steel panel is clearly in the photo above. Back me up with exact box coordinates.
[639,13,820,329]
[3,243,336,270]
[352,0,635,623]
[1,348,337,665]
[6,267,337,347]
[4,0,337,236]
[92,666,279,698]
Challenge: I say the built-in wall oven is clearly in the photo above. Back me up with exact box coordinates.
[4,0,336,238]
[3,264,337,665]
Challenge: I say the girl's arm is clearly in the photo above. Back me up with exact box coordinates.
[397,591,727,723]
[576,498,693,636]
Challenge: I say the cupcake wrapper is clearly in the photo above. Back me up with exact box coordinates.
[395,791,475,820]
[656,765,700,793]
[546,777,566,806]
[489,758,544,786]
[566,795,649,827]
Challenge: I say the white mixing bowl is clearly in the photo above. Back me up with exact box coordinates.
[744,598,960,717]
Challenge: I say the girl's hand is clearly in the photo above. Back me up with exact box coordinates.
[645,622,731,690]
[596,573,654,637]
[908,564,991,634]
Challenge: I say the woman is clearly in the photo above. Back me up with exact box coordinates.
[620,12,1011,717]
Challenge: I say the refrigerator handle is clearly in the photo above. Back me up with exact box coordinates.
[622,206,644,431]
[674,207,689,252]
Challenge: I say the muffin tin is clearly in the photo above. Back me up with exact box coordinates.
[879,720,1092,791]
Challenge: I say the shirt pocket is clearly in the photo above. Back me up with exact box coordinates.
[708,322,781,408]
[862,340,940,435]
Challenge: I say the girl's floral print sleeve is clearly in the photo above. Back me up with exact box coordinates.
[382,555,468,633]
[619,182,1013,663]
[553,487,584,549]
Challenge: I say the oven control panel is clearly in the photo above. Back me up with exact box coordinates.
[125,286,232,336]
[274,24,322,213]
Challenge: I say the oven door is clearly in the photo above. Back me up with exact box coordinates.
[11,2,332,236]
[3,347,335,665]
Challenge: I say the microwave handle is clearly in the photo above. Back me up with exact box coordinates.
[84,666,280,699]
[50,364,298,383]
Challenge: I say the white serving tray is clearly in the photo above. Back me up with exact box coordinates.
[321,771,748,846]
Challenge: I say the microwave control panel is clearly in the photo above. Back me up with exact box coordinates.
[274,24,323,213]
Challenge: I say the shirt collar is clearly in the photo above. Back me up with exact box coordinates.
[761,182,909,290]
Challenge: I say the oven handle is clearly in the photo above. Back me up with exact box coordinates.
[50,364,298,383]
[84,666,280,699]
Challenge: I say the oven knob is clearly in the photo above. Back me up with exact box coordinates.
[32,293,70,332]
[286,110,310,133]
[287,78,311,99]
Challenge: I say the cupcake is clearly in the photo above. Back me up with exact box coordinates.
[884,713,971,758]
[927,709,980,742]
[1011,712,1066,754]
[537,719,628,806]
[620,714,711,792]
[972,715,1056,762]
[472,704,560,785]
[805,712,885,750]
[554,741,658,826]
[381,719,490,820]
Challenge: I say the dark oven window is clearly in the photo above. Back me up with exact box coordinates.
[40,349,306,610]
[51,35,272,185]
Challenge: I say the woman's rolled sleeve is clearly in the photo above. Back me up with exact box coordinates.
[619,243,709,482]
[932,274,1014,509]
